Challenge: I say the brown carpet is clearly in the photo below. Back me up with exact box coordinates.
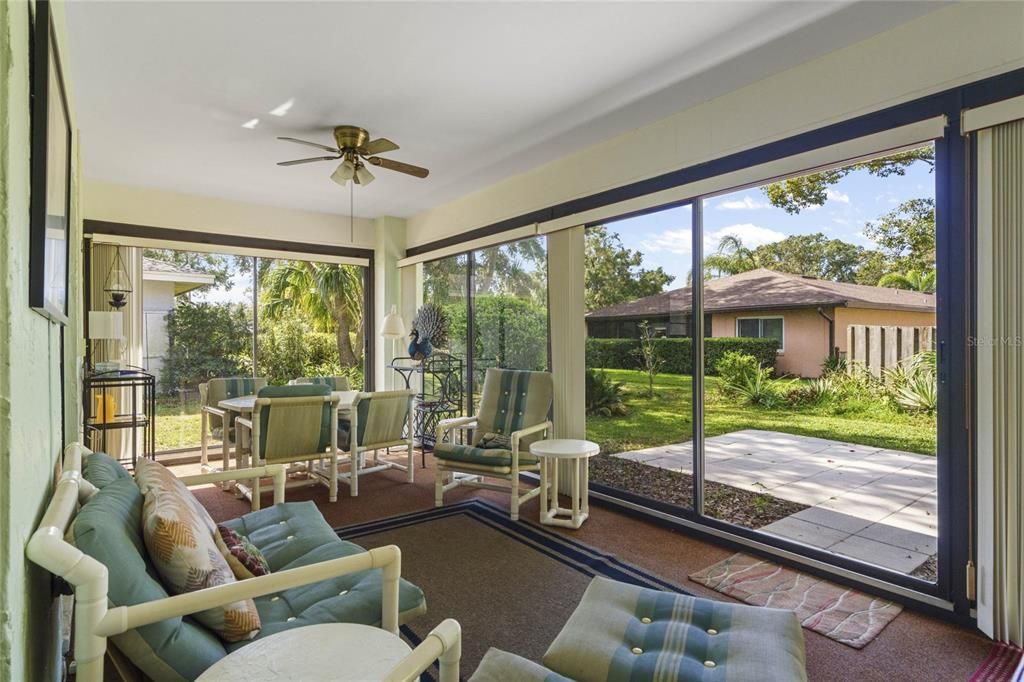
[691,553,902,649]
[185,456,993,681]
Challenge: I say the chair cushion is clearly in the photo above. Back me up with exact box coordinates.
[469,648,571,682]
[255,384,332,459]
[135,459,262,642]
[434,442,538,468]
[215,524,270,579]
[82,451,132,489]
[221,501,428,650]
[543,576,807,682]
[73,478,227,681]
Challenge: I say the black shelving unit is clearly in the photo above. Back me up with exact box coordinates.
[83,367,156,469]
[389,353,464,461]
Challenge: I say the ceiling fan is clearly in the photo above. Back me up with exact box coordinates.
[276,125,429,187]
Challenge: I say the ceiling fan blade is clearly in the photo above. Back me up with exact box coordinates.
[277,136,340,153]
[277,155,339,166]
[362,138,400,155]
[366,156,429,178]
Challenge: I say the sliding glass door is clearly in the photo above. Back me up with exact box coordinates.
[700,145,939,582]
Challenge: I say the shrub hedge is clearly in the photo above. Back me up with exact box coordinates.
[586,337,779,376]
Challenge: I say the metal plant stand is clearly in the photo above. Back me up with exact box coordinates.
[389,353,464,464]
[83,366,156,470]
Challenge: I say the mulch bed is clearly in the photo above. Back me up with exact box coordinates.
[589,455,808,528]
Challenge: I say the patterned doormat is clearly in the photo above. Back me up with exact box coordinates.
[690,553,902,649]
[969,642,1024,682]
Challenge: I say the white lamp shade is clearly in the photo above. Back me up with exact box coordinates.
[380,305,406,338]
[88,311,124,340]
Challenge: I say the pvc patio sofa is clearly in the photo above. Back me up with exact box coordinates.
[27,443,443,682]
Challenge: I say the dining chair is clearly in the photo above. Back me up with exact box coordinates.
[336,390,415,497]
[235,384,340,509]
[290,375,352,391]
[199,376,267,475]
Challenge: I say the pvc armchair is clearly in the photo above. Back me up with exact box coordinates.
[433,368,553,520]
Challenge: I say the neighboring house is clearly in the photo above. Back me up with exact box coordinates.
[142,257,216,388]
[586,268,936,377]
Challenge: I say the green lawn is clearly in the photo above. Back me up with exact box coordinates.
[155,398,204,452]
[586,369,937,456]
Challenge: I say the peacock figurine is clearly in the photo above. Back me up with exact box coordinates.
[409,302,449,362]
[408,329,433,361]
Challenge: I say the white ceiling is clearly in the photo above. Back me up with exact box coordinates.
[66,1,941,220]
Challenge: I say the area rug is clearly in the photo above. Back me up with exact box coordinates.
[970,642,1024,682]
[336,499,689,677]
[689,552,902,649]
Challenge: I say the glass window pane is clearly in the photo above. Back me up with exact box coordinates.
[737,318,760,337]
[762,318,784,346]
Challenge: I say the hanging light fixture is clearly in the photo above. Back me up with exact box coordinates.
[103,247,133,309]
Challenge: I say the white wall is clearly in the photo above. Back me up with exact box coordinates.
[407,1,1024,247]
[84,180,376,250]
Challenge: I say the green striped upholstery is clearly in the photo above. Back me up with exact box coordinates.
[204,377,268,437]
[295,376,351,391]
[543,577,807,682]
[342,391,411,451]
[433,443,539,468]
[474,369,553,450]
[255,384,332,460]
[469,648,571,682]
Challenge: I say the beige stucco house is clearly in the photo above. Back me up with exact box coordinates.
[586,268,936,377]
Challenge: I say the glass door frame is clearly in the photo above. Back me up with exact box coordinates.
[583,130,971,621]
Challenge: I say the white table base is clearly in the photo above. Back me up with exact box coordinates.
[539,455,591,529]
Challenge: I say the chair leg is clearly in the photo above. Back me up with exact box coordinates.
[329,455,338,503]
[200,412,208,468]
[406,444,414,483]
[510,473,520,521]
[350,450,359,497]
[252,473,261,512]
[434,466,444,507]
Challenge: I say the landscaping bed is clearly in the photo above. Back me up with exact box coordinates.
[589,454,808,529]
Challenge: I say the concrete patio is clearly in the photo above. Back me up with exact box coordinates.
[612,429,937,574]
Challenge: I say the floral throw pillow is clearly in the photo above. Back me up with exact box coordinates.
[215,524,271,580]
[136,461,261,642]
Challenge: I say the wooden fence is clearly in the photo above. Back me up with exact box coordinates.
[846,325,935,378]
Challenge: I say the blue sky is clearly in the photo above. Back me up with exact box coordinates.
[604,148,935,288]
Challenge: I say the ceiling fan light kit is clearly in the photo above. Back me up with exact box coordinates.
[278,125,428,187]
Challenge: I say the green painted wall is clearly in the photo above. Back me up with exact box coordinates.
[0,1,83,680]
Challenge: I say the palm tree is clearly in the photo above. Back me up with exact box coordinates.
[701,234,760,279]
[260,261,364,367]
[878,268,936,293]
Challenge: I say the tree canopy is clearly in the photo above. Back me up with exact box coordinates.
[585,226,675,311]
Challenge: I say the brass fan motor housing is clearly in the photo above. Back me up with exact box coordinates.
[333,125,369,151]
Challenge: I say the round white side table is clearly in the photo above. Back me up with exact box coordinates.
[530,439,600,529]
[197,623,411,681]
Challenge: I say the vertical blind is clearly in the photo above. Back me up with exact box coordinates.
[977,118,1024,646]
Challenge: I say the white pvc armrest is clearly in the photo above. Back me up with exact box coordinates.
[202,406,226,418]
[97,545,403,637]
[235,417,253,430]
[177,464,286,504]
[434,416,478,444]
[383,618,461,682]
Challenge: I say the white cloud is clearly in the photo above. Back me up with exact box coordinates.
[716,195,768,211]
[826,189,850,203]
[641,229,692,255]
[704,223,786,251]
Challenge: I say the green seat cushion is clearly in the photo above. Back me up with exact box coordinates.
[469,648,571,682]
[82,451,132,489]
[543,576,807,682]
[433,442,538,468]
[73,478,226,682]
[221,501,427,650]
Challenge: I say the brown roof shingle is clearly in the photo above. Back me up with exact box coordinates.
[586,268,935,319]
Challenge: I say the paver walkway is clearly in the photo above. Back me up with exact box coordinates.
[612,429,936,573]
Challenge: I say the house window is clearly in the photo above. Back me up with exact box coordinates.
[736,316,784,351]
